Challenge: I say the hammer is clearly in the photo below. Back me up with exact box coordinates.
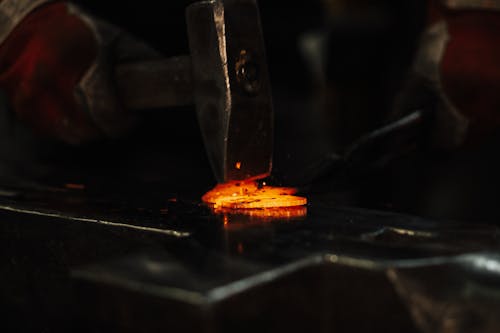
[114,0,274,183]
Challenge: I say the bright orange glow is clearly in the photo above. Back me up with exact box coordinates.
[202,180,307,210]
[214,206,307,220]
[235,162,242,170]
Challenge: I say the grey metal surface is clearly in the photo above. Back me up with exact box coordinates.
[2,181,500,332]
[110,0,274,183]
[187,0,273,182]
[115,56,194,110]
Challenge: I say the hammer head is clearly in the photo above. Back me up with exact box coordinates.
[186,0,273,183]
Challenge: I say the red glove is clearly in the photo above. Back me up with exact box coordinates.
[0,1,104,143]
[414,0,500,146]
[0,0,150,144]
[434,1,500,142]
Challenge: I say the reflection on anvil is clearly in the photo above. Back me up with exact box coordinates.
[217,206,308,226]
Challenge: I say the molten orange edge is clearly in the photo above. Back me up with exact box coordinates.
[202,180,307,210]
[215,206,308,220]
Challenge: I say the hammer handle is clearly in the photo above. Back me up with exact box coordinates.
[114,56,194,110]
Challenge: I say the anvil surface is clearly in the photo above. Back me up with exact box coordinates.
[1,184,500,333]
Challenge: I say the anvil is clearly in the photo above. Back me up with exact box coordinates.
[1,186,500,332]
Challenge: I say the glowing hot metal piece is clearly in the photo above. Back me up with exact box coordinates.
[202,181,307,210]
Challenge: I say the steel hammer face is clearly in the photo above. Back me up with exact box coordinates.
[186,0,273,183]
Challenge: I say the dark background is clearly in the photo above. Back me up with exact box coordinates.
[2,0,499,223]
[4,3,500,332]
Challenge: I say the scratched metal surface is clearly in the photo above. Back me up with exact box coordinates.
[1,183,500,333]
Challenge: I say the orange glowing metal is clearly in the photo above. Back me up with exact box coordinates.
[202,180,307,210]
[214,206,307,220]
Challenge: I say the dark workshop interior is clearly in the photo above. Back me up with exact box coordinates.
[2,0,500,332]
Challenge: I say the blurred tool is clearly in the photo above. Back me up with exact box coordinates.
[0,0,273,183]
